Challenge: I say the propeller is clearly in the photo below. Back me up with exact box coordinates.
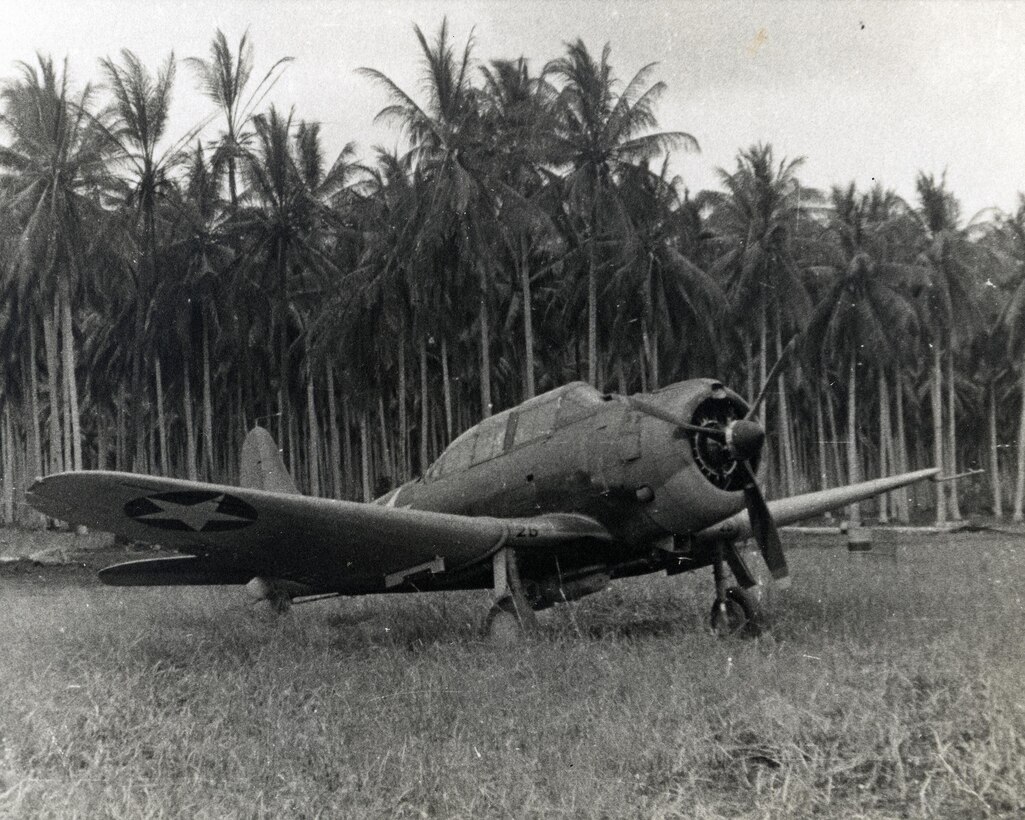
[629,392,790,583]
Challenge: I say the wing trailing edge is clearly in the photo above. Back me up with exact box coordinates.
[98,556,256,586]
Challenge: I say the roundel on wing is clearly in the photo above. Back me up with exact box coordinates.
[124,491,258,532]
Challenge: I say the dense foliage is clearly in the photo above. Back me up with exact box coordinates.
[1,23,1023,523]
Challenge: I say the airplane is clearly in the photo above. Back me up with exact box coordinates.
[26,375,939,639]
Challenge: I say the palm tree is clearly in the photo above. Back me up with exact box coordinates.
[915,172,981,522]
[545,39,697,387]
[709,144,811,495]
[611,161,723,390]
[808,183,920,525]
[99,48,190,472]
[0,54,113,473]
[479,57,560,399]
[987,195,1025,520]
[235,106,348,463]
[359,18,503,418]
[186,29,292,207]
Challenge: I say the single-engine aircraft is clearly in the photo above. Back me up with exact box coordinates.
[27,376,939,637]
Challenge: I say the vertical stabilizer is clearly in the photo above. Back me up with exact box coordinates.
[240,427,300,495]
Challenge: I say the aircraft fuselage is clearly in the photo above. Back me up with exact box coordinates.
[373,379,753,596]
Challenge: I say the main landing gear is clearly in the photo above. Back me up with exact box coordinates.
[483,548,538,642]
[709,541,762,638]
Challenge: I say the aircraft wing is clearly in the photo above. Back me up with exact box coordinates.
[693,468,940,543]
[26,471,611,591]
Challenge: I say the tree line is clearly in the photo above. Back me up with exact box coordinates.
[1,21,1024,528]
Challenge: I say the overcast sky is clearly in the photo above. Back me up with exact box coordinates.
[4,0,1024,220]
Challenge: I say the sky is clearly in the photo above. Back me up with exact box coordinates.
[4,0,1025,220]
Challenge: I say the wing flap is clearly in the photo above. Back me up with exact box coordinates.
[694,468,940,543]
[98,556,255,586]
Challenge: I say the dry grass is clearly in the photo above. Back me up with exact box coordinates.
[1,529,1024,818]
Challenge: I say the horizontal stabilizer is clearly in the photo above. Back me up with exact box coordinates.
[99,556,254,586]
[694,468,940,543]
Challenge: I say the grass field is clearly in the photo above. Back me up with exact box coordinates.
[1,528,1024,818]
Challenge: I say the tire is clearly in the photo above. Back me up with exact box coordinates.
[710,587,760,638]
[483,596,531,643]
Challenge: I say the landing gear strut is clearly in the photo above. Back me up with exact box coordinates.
[709,541,761,637]
[483,548,538,641]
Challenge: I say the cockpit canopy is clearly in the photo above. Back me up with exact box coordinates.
[424,382,605,481]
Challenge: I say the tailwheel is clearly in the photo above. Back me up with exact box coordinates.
[710,586,760,638]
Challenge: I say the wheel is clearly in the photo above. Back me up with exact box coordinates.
[483,596,534,643]
[710,587,760,638]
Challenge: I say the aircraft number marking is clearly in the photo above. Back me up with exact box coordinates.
[514,525,540,538]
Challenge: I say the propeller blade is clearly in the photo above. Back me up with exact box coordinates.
[741,462,789,583]
[744,335,799,422]
[628,397,728,441]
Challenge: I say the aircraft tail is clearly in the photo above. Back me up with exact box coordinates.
[240,427,300,495]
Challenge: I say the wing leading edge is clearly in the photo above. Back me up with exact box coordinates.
[693,468,940,543]
[27,472,611,590]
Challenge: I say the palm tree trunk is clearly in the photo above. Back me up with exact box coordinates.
[398,322,408,479]
[277,243,290,460]
[419,336,429,474]
[945,349,961,520]
[744,335,754,406]
[646,257,660,389]
[377,391,393,483]
[895,369,910,523]
[1013,348,1025,521]
[989,380,1003,518]
[58,278,82,471]
[202,315,215,481]
[615,356,627,395]
[878,368,890,523]
[359,409,371,503]
[478,263,493,418]
[27,319,43,479]
[288,410,299,484]
[441,337,453,440]
[342,395,354,499]
[326,365,342,500]
[115,394,126,471]
[774,318,795,495]
[931,342,947,525]
[846,353,861,526]
[61,359,72,473]
[42,308,62,475]
[96,413,107,471]
[183,356,198,481]
[520,236,536,399]
[306,366,320,496]
[587,236,597,387]
[758,299,767,424]
[155,355,168,476]
[638,343,648,393]
[815,392,830,490]
[825,384,843,484]
[1,404,14,524]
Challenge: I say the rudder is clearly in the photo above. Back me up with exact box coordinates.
[240,427,300,495]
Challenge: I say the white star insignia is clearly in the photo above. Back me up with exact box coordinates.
[136,494,251,531]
